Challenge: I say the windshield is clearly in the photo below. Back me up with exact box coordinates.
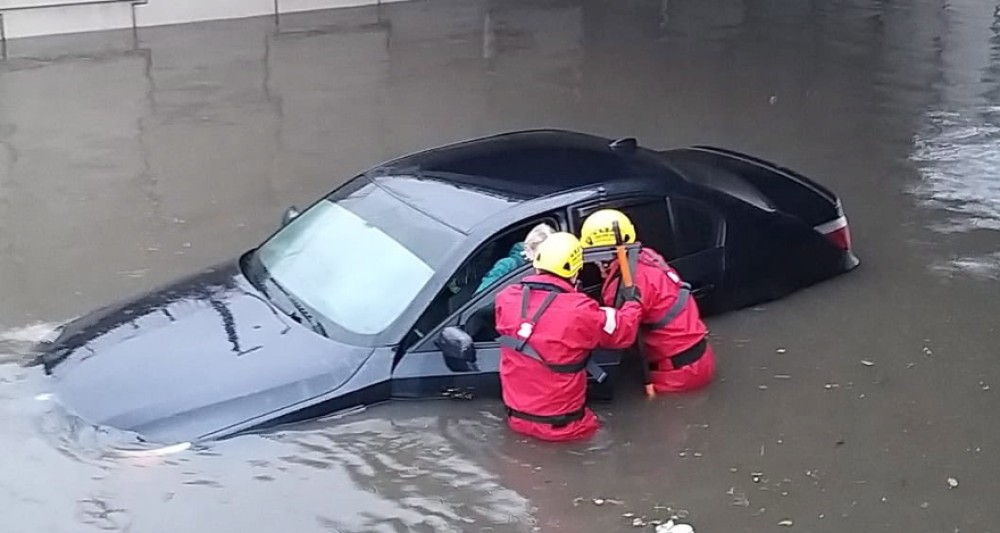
[256,180,462,336]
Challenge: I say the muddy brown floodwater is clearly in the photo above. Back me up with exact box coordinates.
[2,0,1000,531]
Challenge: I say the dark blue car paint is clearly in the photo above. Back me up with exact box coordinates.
[32,129,859,444]
[42,260,384,443]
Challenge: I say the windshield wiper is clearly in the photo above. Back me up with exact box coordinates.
[265,276,328,338]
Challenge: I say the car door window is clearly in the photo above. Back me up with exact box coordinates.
[668,197,725,256]
[459,263,534,344]
[575,198,678,259]
[406,216,559,350]
[447,217,558,311]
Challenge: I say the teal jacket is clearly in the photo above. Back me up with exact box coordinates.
[474,242,527,294]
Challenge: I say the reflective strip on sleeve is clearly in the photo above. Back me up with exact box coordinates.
[600,307,617,334]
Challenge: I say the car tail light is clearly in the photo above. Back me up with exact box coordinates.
[814,215,852,251]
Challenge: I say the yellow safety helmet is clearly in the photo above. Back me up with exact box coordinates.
[532,232,584,279]
[580,209,637,248]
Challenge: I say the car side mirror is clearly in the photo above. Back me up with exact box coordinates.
[435,326,478,372]
[281,206,300,226]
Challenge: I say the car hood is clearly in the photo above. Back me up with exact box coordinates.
[39,258,374,443]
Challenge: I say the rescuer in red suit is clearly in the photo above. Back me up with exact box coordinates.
[495,231,643,442]
[580,209,716,394]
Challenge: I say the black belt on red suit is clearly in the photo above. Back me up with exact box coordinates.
[505,406,586,428]
[649,337,708,371]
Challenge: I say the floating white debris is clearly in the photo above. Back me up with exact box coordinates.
[861,360,875,367]
[623,512,635,518]
[655,519,695,533]
[947,477,959,489]
[593,498,606,506]
[778,519,794,526]
[632,517,647,527]
[655,521,675,533]
[776,348,787,354]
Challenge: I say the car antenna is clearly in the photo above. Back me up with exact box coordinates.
[609,137,637,153]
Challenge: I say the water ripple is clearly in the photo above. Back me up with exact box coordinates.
[909,108,1000,233]
[0,321,61,366]
[279,414,535,532]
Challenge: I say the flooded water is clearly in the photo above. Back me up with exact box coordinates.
[2,0,1000,531]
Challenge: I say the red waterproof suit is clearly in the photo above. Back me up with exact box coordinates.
[496,273,643,442]
[601,247,716,393]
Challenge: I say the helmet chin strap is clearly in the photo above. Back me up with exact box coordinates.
[535,268,579,283]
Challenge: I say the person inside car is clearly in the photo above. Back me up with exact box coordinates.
[579,209,716,394]
[474,222,555,295]
[495,231,643,442]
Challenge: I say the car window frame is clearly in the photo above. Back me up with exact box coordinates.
[664,195,727,256]
[570,194,683,259]
[404,214,566,353]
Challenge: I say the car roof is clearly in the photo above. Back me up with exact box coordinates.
[368,173,535,234]
[364,129,688,233]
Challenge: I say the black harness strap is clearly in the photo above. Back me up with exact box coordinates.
[497,281,608,382]
[610,248,692,332]
[511,285,560,353]
[497,337,591,373]
[646,283,692,330]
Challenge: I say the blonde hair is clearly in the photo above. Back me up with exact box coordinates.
[522,222,556,259]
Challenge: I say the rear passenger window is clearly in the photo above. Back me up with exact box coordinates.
[576,198,679,260]
[616,200,678,260]
[670,198,723,256]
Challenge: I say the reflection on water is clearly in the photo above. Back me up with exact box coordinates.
[0,319,534,532]
[910,108,1000,233]
[0,321,61,365]
[276,413,534,532]
[930,250,1000,280]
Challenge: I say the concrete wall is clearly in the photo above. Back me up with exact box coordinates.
[0,0,402,40]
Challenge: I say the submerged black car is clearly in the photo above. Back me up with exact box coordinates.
[33,129,859,446]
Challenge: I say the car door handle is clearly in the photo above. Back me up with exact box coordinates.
[689,283,714,296]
